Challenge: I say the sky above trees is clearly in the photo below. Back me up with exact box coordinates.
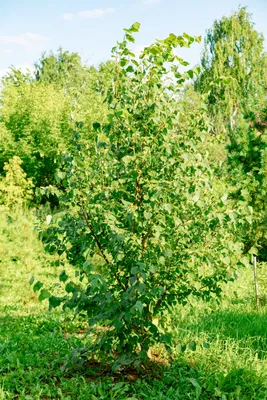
[1,0,267,77]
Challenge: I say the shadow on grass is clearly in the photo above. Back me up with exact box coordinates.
[1,311,267,399]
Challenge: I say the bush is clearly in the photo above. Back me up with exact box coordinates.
[0,156,34,208]
[38,24,247,371]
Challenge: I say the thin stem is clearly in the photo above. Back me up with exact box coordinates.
[154,284,173,310]
[253,254,259,307]
[79,204,127,292]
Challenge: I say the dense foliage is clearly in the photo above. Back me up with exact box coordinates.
[35,23,250,370]
[196,7,267,135]
[0,50,112,191]
[1,5,267,372]
[0,156,33,208]
[195,6,267,258]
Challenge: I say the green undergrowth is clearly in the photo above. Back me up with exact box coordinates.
[1,210,267,399]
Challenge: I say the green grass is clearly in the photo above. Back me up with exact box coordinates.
[1,209,267,399]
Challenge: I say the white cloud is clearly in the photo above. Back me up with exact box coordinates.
[78,8,114,19]
[63,13,74,21]
[63,8,115,21]
[144,0,162,4]
[24,33,48,42]
[3,49,13,54]
[0,32,49,48]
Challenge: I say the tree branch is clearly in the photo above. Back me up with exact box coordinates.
[79,204,127,292]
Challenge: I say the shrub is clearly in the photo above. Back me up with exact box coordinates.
[38,24,247,371]
[0,156,34,208]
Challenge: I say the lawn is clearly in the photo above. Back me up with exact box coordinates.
[1,210,267,399]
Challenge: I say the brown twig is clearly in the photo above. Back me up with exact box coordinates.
[154,284,173,310]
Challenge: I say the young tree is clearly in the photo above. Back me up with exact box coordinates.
[38,24,246,370]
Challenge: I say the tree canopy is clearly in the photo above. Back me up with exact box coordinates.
[196,7,267,135]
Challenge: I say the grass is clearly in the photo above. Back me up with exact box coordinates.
[1,209,267,399]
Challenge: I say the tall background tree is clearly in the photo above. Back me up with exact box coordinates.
[196,7,267,136]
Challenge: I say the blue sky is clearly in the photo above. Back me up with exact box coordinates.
[0,0,267,76]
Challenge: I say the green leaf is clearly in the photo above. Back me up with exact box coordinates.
[33,281,43,292]
[114,319,123,330]
[120,59,128,67]
[46,215,52,225]
[144,211,152,220]
[57,171,66,180]
[164,248,172,258]
[93,122,101,131]
[49,296,63,309]
[159,256,165,265]
[129,22,140,33]
[126,65,135,73]
[29,276,35,285]
[221,194,228,204]
[126,34,135,43]
[149,265,157,273]
[38,289,51,301]
[187,69,194,79]
[187,377,201,389]
[135,301,143,315]
[177,344,187,353]
[65,282,76,293]
[59,270,69,282]
[188,340,197,351]
[164,203,172,213]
